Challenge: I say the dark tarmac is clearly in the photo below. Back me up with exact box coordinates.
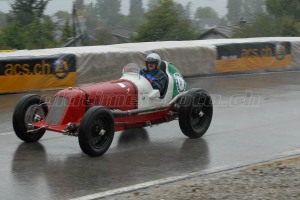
[1,71,300,200]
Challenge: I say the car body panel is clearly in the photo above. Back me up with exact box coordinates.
[34,62,187,133]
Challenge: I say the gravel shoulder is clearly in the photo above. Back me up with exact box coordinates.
[106,155,300,200]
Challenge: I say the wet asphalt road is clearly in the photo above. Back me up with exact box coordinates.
[1,71,300,200]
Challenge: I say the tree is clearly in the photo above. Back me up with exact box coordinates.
[54,11,71,20]
[280,16,299,36]
[74,0,88,16]
[227,0,243,24]
[235,0,300,38]
[61,18,73,44]
[96,0,122,27]
[75,0,85,11]
[134,0,197,42]
[147,0,159,11]
[0,1,56,50]
[195,7,219,19]
[130,0,144,17]
[127,0,145,29]
[176,1,192,20]
[254,0,300,37]
[10,0,49,25]
[265,0,300,20]
[0,21,26,49]
[23,16,56,49]
[242,0,265,22]
[234,13,300,37]
[85,3,101,31]
[234,14,279,37]
[0,11,7,29]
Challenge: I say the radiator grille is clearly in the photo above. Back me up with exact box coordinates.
[46,96,69,125]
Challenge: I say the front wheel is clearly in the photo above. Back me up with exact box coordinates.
[78,106,115,157]
[13,94,48,142]
[178,89,213,138]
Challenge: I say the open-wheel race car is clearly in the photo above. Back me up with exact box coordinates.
[13,62,213,156]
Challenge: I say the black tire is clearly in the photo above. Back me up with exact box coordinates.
[13,94,48,142]
[78,106,115,157]
[178,89,213,138]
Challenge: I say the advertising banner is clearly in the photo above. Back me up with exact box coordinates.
[216,42,291,73]
[0,50,16,52]
[0,54,76,93]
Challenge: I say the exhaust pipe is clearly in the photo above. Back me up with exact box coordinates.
[111,92,186,116]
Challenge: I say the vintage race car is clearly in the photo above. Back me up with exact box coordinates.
[13,62,213,156]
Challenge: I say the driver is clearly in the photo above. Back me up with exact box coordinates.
[141,53,168,97]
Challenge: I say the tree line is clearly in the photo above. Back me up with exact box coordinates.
[234,0,300,37]
[0,0,299,50]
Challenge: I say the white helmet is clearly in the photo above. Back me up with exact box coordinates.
[145,53,161,67]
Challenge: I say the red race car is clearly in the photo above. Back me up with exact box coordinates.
[13,62,213,156]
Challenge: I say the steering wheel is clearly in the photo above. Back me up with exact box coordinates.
[139,68,153,84]
[139,67,147,76]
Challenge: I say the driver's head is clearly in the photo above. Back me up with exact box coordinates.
[145,53,161,71]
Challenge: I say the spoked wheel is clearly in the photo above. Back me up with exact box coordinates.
[78,106,115,157]
[178,89,213,138]
[13,94,48,142]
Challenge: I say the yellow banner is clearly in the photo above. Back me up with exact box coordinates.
[0,54,77,93]
[0,50,16,52]
[217,55,292,73]
[0,73,76,93]
[216,42,292,73]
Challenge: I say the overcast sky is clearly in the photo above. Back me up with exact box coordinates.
[0,0,227,17]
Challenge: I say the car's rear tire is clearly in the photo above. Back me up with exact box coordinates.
[13,94,48,142]
[78,106,115,157]
[178,89,213,138]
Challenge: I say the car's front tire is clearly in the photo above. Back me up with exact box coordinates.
[178,89,213,138]
[13,94,48,142]
[78,106,115,157]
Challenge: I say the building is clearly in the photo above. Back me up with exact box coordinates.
[199,25,241,39]
[199,19,249,40]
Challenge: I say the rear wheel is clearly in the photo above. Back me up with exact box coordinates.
[178,89,213,138]
[78,106,115,157]
[13,94,48,142]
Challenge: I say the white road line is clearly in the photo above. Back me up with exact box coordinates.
[69,165,232,200]
[70,149,300,200]
[0,132,13,136]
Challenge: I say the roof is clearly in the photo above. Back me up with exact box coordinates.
[199,25,241,39]
[93,27,133,43]
[107,27,133,39]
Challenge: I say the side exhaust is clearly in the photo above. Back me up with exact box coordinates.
[111,92,186,116]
